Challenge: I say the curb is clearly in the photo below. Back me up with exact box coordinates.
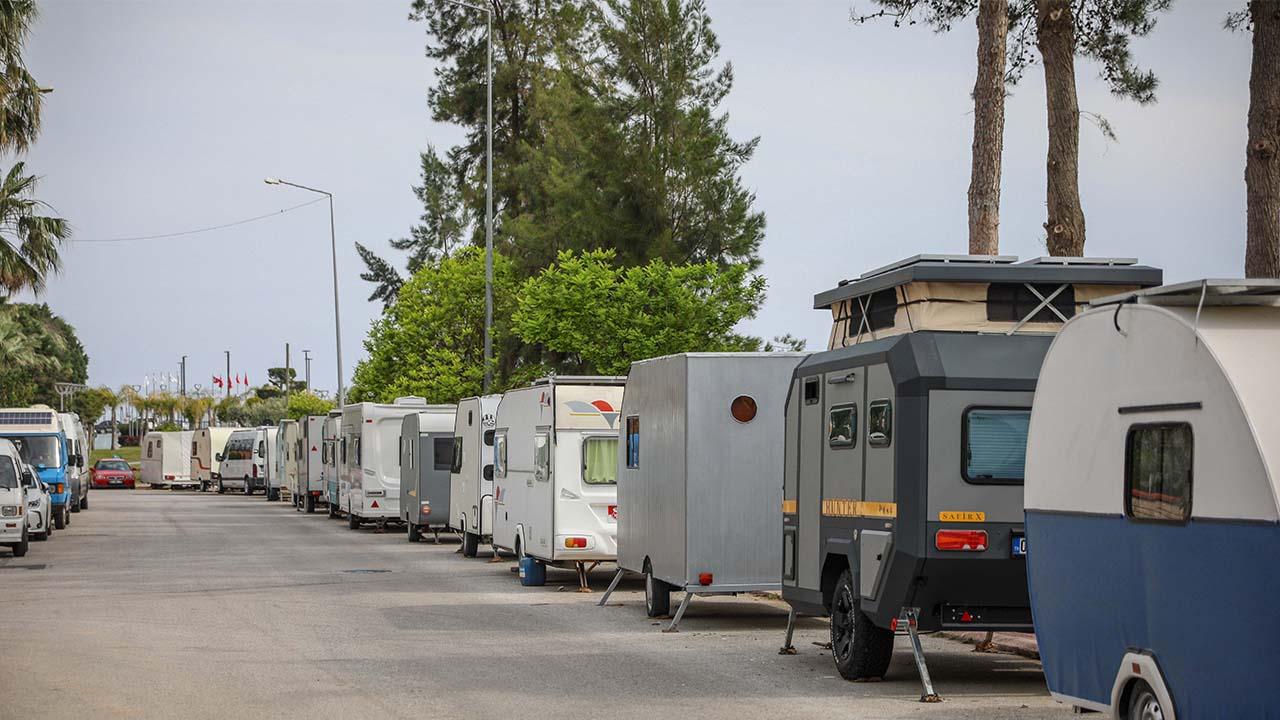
[938,631,1040,660]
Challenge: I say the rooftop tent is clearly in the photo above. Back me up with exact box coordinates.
[814,255,1163,350]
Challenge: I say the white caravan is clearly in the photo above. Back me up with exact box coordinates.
[58,413,89,511]
[341,397,427,529]
[399,406,457,541]
[295,415,326,513]
[448,395,500,557]
[323,411,342,518]
[140,431,195,489]
[218,427,276,495]
[493,377,626,586]
[0,439,30,556]
[271,419,299,502]
[191,427,235,492]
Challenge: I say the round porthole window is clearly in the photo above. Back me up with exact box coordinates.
[730,395,758,423]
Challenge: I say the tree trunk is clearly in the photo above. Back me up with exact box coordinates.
[1246,0,1280,278]
[968,0,1009,256]
[1036,0,1086,256]
[110,406,117,450]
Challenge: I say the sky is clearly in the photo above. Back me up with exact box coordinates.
[20,0,1254,397]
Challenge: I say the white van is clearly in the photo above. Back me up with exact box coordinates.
[191,427,235,492]
[493,377,625,585]
[294,415,325,513]
[341,397,427,529]
[218,427,276,495]
[0,438,30,556]
[59,412,89,511]
[272,419,298,502]
[448,395,500,556]
[140,431,195,489]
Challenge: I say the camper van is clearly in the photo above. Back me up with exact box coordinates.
[192,427,235,492]
[781,255,1161,687]
[323,411,341,518]
[493,377,625,586]
[448,395,500,556]
[0,407,73,529]
[603,353,805,629]
[218,427,276,495]
[271,419,299,502]
[295,415,325,513]
[59,412,89,511]
[1025,280,1280,719]
[399,407,457,541]
[341,397,427,528]
[140,430,195,489]
[0,438,31,556]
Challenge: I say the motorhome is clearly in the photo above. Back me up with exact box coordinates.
[191,427,235,492]
[0,438,31,556]
[271,419,299,502]
[399,407,457,541]
[218,427,276,495]
[140,431,195,489]
[0,407,73,529]
[493,377,625,587]
[59,412,89,511]
[295,415,326,513]
[1025,280,1280,718]
[601,353,805,630]
[448,395,500,556]
[340,397,427,528]
[323,411,341,518]
[780,254,1161,689]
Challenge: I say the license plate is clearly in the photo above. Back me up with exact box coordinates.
[109,479,122,485]
[1011,534,1027,557]
[607,505,617,521]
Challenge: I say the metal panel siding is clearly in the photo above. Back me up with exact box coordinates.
[617,356,687,576]
[925,390,1034,523]
[782,379,800,587]
[863,364,895,503]
[796,374,825,590]
[399,413,418,523]
[822,370,863,504]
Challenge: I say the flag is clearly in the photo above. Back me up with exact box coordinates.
[213,376,223,388]
[244,373,249,386]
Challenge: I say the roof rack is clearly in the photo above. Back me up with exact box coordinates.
[856,254,1017,281]
[531,375,628,386]
[1092,279,1280,307]
[1017,257,1137,267]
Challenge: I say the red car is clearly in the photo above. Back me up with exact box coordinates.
[91,458,135,489]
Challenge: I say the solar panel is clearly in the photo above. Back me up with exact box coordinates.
[0,411,55,426]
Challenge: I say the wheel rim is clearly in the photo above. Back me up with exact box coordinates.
[645,572,655,612]
[1134,690,1164,720]
[831,583,855,663]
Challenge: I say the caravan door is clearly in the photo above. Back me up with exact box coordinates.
[525,426,554,559]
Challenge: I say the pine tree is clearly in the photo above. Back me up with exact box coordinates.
[1237,1,1280,277]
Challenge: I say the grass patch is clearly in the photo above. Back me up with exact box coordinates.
[90,445,141,465]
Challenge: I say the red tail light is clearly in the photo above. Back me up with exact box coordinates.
[563,537,587,549]
[698,572,713,586]
[164,474,175,480]
[935,530,988,551]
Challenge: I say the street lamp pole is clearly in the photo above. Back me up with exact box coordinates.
[444,0,493,393]
[302,349,312,393]
[264,178,346,407]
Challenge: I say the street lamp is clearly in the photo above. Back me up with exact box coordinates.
[443,0,494,393]
[264,177,346,407]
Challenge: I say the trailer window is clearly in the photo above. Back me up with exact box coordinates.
[625,416,639,468]
[354,439,362,466]
[433,437,454,471]
[450,436,464,474]
[986,283,1075,324]
[1125,423,1193,523]
[494,432,507,478]
[534,433,551,483]
[803,379,819,405]
[582,436,618,485]
[962,407,1030,484]
[828,405,856,448]
[483,429,494,447]
[868,400,892,448]
[147,441,154,459]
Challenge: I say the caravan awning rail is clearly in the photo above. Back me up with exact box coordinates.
[1092,279,1280,307]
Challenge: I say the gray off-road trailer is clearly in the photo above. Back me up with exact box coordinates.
[599,352,806,630]
[399,406,457,542]
[782,254,1161,695]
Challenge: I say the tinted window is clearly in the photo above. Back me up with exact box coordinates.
[433,437,454,471]
[0,458,15,489]
[625,416,640,469]
[583,436,618,485]
[828,405,856,448]
[450,436,464,474]
[534,433,551,482]
[838,288,897,342]
[1126,423,1193,523]
[987,283,1075,323]
[96,460,131,472]
[963,408,1030,484]
[483,429,495,447]
[804,378,820,405]
[868,399,892,448]
[14,436,62,467]
[494,433,507,478]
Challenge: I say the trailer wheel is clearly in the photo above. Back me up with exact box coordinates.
[328,501,338,519]
[348,511,360,530]
[645,565,671,618]
[243,478,252,496]
[407,523,421,542]
[1125,680,1166,720]
[217,482,225,494]
[830,570,893,681]
[462,532,479,558]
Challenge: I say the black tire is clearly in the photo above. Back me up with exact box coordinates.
[305,494,316,514]
[348,511,360,530]
[12,530,28,557]
[217,482,225,495]
[243,478,252,496]
[33,528,47,541]
[267,488,278,502]
[830,569,894,681]
[71,495,80,512]
[54,507,66,529]
[328,500,338,519]
[645,565,671,618]
[80,493,88,510]
[1126,680,1167,720]
[407,522,421,542]
[462,531,479,558]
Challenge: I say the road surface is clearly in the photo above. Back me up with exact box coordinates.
[0,491,1071,719]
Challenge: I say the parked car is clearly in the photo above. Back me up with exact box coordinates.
[0,438,30,557]
[91,458,135,489]
[23,464,52,541]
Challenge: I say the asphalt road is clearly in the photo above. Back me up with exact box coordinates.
[0,491,1072,720]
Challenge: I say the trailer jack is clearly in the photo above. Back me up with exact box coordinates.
[778,607,798,654]
[597,568,625,606]
[897,607,941,703]
[661,592,694,633]
[574,562,600,593]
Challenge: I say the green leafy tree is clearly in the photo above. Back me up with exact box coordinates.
[513,249,766,375]
[0,302,86,407]
[287,391,335,421]
[71,386,113,427]
[225,396,289,428]
[351,246,519,403]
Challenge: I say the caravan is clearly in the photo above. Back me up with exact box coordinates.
[399,407,457,541]
[295,415,325,513]
[272,419,299,502]
[191,427,234,492]
[0,407,73,529]
[492,377,625,587]
[447,395,500,556]
[323,411,342,518]
[340,397,427,528]
[140,431,195,489]
[59,412,89,511]
[1025,280,1280,718]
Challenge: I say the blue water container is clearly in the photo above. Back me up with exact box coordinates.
[519,557,546,586]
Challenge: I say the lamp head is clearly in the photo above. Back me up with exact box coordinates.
[263,177,281,185]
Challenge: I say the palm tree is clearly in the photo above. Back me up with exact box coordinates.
[0,0,45,153]
[97,386,121,450]
[0,162,68,296]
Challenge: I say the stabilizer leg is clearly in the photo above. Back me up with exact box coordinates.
[662,592,693,633]
[778,607,798,655]
[900,608,941,703]
[597,568,625,607]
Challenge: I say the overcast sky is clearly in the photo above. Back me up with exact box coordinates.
[21,0,1253,396]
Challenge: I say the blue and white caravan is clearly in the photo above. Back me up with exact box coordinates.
[1025,279,1280,719]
